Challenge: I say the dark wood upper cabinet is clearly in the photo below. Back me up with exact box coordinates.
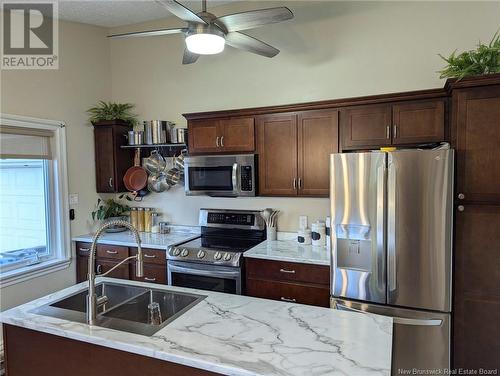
[188,117,255,154]
[187,119,220,154]
[219,117,255,152]
[298,110,339,196]
[94,123,133,193]
[392,100,445,145]
[452,85,500,204]
[340,104,392,149]
[257,113,298,196]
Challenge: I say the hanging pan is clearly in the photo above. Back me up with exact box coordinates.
[123,148,148,201]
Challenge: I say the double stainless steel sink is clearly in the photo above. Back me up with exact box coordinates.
[32,282,206,336]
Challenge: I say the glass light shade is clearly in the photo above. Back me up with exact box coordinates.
[185,33,225,55]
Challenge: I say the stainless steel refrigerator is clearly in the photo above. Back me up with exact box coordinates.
[329,146,454,373]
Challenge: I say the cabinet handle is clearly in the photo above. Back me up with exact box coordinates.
[220,136,224,147]
[216,136,220,147]
[393,125,398,138]
[457,205,465,212]
[108,177,113,188]
[279,268,296,274]
[298,178,302,189]
[386,125,391,139]
[293,178,297,189]
[96,264,102,274]
[144,277,156,282]
[79,247,90,252]
[280,297,297,303]
[144,254,157,259]
[106,250,118,255]
[458,193,465,200]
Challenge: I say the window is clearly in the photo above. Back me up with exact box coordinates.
[0,114,70,285]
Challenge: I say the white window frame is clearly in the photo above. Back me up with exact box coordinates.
[0,113,71,287]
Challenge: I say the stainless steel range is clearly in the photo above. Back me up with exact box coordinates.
[167,209,266,294]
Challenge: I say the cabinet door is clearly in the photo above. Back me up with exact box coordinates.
[298,110,339,196]
[131,264,167,284]
[454,205,500,369]
[94,127,115,193]
[256,113,298,196]
[453,86,500,204]
[187,119,220,154]
[76,255,89,283]
[96,259,130,280]
[219,117,255,152]
[392,99,445,145]
[340,104,391,149]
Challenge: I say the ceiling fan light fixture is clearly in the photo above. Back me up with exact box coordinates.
[186,33,225,55]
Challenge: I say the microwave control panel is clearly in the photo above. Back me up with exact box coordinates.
[240,166,253,191]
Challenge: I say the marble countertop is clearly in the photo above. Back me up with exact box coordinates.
[1,277,392,376]
[244,233,330,266]
[72,227,200,250]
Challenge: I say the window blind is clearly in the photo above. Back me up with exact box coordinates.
[0,125,53,159]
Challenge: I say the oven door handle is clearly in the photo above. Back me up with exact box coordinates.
[169,264,240,279]
[232,163,239,194]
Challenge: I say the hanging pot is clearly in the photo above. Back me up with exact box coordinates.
[144,150,166,175]
[123,148,148,201]
[147,172,170,193]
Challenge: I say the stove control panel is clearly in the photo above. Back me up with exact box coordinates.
[168,246,242,267]
[207,212,255,226]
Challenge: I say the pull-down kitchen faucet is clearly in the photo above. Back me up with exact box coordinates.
[86,220,143,325]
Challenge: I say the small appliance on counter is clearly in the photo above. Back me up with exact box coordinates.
[167,209,266,294]
[329,145,454,372]
[184,154,255,197]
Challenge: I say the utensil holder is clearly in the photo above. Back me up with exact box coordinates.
[266,227,277,241]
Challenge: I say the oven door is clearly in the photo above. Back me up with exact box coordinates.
[167,260,242,294]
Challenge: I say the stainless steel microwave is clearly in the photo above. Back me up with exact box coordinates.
[184,154,256,197]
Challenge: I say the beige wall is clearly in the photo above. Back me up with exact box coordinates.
[0,19,111,310]
[109,1,500,230]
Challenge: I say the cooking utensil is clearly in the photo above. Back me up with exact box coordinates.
[170,127,187,144]
[144,150,166,175]
[173,149,187,170]
[262,208,272,226]
[127,131,143,146]
[165,167,181,186]
[147,120,174,144]
[143,121,154,145]
[147,172,170,193]
[123,148,148,200]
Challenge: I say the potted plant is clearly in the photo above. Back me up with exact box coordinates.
[87,101,138,126]
[91,195,131,232]
[438,31,500,80]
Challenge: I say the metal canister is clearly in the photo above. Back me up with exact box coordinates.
[143,121,153,145]
[130,208,139,228]
[143,208,153,233]
[127,131,136,145]
[170,127,187,144]
[151,120,167,144]
[133,131,143,145]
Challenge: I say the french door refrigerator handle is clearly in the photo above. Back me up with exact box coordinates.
[335,303,442,326]
[388,161,397,292]
[376,164,386,290]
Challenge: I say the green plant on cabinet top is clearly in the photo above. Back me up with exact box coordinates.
[87,101,138,126]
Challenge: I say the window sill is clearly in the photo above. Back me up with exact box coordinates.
[0,258,71,288]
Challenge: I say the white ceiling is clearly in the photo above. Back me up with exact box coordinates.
[57,0,235,28]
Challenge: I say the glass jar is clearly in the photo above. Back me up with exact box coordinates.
[130,208,139,229]
[137,207,145,232]
[144,208,153,233]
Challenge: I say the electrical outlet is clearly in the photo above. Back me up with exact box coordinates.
[69,193,79,205]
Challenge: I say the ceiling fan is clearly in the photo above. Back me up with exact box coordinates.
[108,0,294,64]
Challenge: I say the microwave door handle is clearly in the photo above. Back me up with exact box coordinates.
[169,264,240,279]
[232,163,239,193]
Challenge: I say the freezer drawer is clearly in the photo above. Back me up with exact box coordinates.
[332,298,450,375]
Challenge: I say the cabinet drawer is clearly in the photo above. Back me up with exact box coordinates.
[76,242,92,256]
[246,258,329,286]
[96,244,129,260]
[131,264,167,284]
[246,278,330,307]
[130,248,166,265]
[95,259,129,280]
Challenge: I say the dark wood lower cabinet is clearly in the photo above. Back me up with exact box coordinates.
[245,258,330,308]
[3,324,219,376]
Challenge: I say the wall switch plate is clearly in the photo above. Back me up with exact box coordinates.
[69,193,79,205]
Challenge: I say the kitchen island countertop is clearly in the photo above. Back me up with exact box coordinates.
[0,277,392,376]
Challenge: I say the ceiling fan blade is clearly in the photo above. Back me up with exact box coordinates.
[225,32,279,58]
[182,49,199,64]
[215,7,293,32]
[155,0,207,24]
[108,27,187,39]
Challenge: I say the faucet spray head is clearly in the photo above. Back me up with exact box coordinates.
[136,245,144,278]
